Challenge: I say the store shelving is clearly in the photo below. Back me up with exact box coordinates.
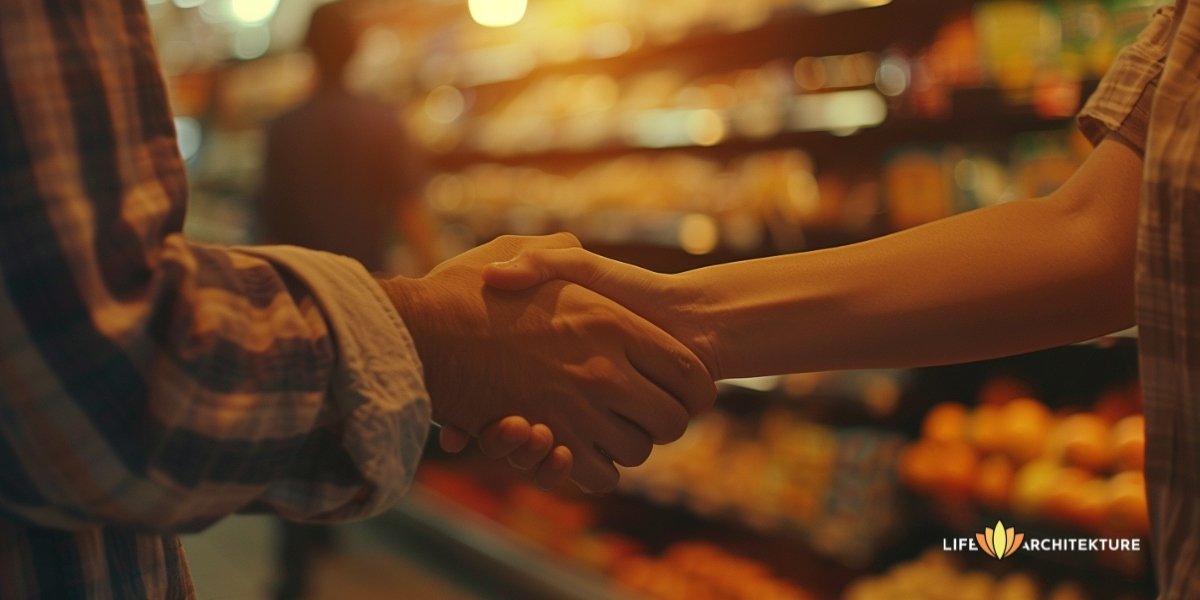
[387,484,645,600]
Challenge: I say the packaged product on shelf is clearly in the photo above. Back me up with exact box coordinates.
[620,409,906,566]
[974,1,1063,102]
[1055,0,1118,78]
[1011,130,1085,197]
[883,147,953,230]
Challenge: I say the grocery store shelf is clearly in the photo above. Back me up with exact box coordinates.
[386,485,644,600]
[432,105,1078,170]
[454,0,971,91]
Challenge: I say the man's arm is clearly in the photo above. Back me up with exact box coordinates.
[483,136,1143,380]
[0,0,710,535]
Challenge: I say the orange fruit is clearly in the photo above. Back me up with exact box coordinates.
[973,453,1016,508]
[898,440,940,492]
[999,398,1053,463]
[1013,458,1062,518]
[1111,415,1145,472]
[935,441,979,498]
[1106,471,1151,536]
[968,404,1005,454]
[1049,413,1113,473]
[977,376,1036,406]
[923,402,970,444]
[1041,467,1092,522]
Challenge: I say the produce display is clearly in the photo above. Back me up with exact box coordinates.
[898,381,1149,538]
[619,409,906,565]
[842,549,1122,600]
[417,466,821,600]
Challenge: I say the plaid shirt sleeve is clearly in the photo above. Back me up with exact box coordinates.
[1077,5,1177,151]
[0,0,430,541]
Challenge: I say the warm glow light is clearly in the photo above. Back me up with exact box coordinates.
[790,89,888,133]
[425,85,466,124]
[468,0,527,28]
[686,109,726,147]
[678,214,719,255]
[230,0,278,24]
[232,25,270,59]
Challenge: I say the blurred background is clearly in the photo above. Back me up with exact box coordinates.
[154,0,1157,598]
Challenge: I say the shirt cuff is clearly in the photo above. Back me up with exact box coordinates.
[1077,6,1175,152]
[234,245,431,519]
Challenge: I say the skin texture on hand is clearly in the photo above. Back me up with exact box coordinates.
[379,234,715,493]
[484,252,722,378]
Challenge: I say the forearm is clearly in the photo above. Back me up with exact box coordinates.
[693,139,1140,378]
[1,239,429,530]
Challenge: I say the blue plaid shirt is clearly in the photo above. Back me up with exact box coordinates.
[0,1,430,597]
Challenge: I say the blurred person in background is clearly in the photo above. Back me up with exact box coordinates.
[260,1,439,275]
[477,3,1200,598]
[259,4,442,598]
[0,0,715,598]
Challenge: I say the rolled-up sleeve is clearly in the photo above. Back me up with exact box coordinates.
[1077,5,1176,152]
[0,0,429,533]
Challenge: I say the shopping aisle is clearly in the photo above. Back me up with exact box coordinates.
[182,515,498,600]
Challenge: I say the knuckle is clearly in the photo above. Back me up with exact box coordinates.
[551,231,582,247]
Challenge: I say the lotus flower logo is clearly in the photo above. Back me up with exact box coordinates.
[977,520,1024,559]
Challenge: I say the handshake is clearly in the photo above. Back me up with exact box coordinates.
[378,232,723,494]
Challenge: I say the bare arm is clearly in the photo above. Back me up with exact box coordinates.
[484,135,1143,380]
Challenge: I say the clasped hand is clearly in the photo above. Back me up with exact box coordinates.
[379,233,715,493]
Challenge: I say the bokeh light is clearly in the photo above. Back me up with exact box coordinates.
[468,0,528,28]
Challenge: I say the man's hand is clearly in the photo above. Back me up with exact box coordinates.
[482,247,723,380]
[378,234,715,493]
[439,418,574,490]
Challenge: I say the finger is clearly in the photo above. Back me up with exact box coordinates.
[477,416,533,459]
[507,423,555,470]
[608,372,691,444]
[591,412,654,468]
[557,430,620,494]
[571,450,620,494]
[488,232,583,262]
[622,313,717,416]
[534,446,573,489]
[439,425,470,453]
[484,247,653,294]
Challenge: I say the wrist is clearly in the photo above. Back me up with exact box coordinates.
[674,269,727,381]
[376,276,447,417]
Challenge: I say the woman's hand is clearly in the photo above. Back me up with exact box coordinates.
[480,248,723,380]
